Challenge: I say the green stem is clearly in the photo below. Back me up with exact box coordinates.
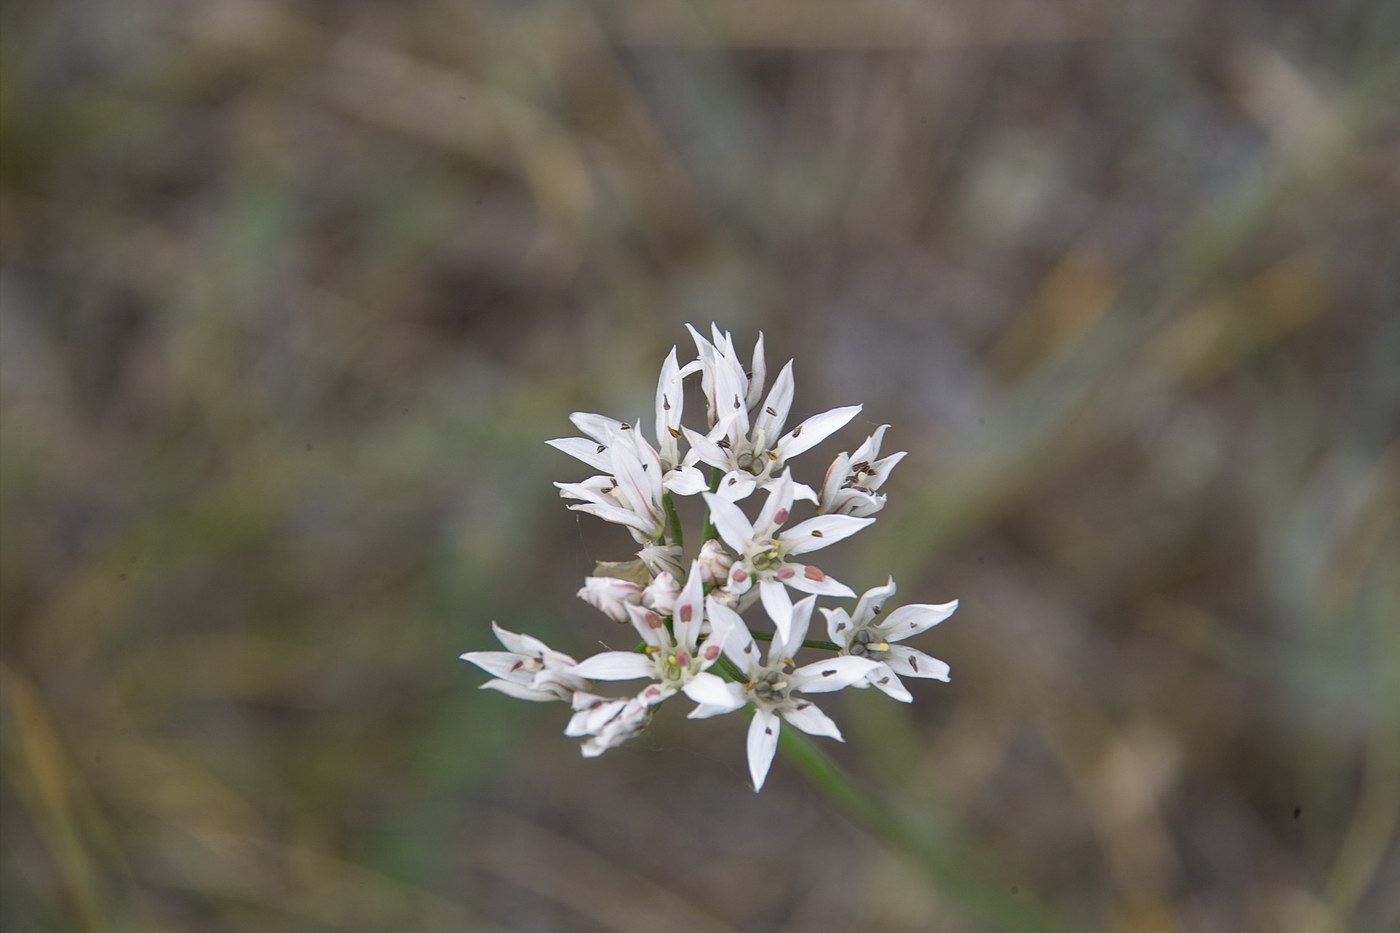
[714,655,748,683]
[662,491,684,549]
[777,731,1079,933]
[750,631,842,652]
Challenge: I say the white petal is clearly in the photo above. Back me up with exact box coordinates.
[752,359,794,446]
[459,650,525,679]
[884,646,951,681]
[880,600,959,642]
[790,656,883,693]
[866,664,913,702]
[682,672,746,711]
[821,607,853,645]
[609,434,661,524]
[782,514,875,556]
[849,423,888,465]
[747,709,781,791]
[774,405,862,461]
[781,565,856,599]
[571,651,655,681]
[774,595,816,660]
[746,332,767,410]
[819,452,850,512]
[544,436,612,473]
[567,502,659,538]
[480,679,569,702]
[853,578,898,626]
[781,701,843,740]
[624,602,668,649]
[569,411,626,443]
[663,466,708,496]
[716,601,761,676]
[790,480,819,504]
[715,470,756,502]
[863,450,907,493]
[701,492,756,554]
[682,426,729,471]
[489,622,552,657]
[673,559,705,648]
[759,579,794,646]
[755,470,795,532]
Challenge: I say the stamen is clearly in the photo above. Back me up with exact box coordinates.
[668,427,683,438]
[810,529,824,538]
[804,565,826,581]
[765,406,777,415]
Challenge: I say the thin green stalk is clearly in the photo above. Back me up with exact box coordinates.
[662,491,684,549]
[777,730,1079,933]
[750,631,841,653]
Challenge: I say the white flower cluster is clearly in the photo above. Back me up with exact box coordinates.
[461,325,957,790]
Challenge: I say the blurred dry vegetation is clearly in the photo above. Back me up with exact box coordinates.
[2,1,1399,931]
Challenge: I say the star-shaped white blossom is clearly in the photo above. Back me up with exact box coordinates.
[570,564,736,699]
[820,578,956,702]
[682,596,881,791]
[818,424,907,517]
[459,623,588,702]
[702,470,872,641]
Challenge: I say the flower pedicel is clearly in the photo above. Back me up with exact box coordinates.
[460,324,958,790]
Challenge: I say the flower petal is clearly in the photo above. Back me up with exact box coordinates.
[782,514,875,555]
[853,578,898,626]
[880,601,959,642]
[865,665,913,702]
[782,565,856,599]
[702,492,756,555]
[775,593,816,660]
[747,709,781,791]
[746,332,767,410]
[752,359,794,447]
[790,656,883,693]
[884,646,951,681]
[545,436,613,473]
[663,466,708,496]
[821,607,853,645]
[571,651,655,681]
[781,700,843,741]
[715,470,756,502]
[567,502,659,538]
[755,470,796,533]
[569,411,626,443]
[682,672,746,711]
[774,404,861,461]
[480,679,570,702]
[759,579,794,647]
[716,600,761,676]
[459,650,526,679]
[672,559,705,648]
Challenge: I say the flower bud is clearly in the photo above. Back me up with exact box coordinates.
[638,542,685,579]
[641,571,681,616]
[697,539,735,588]
[577,576,643,623]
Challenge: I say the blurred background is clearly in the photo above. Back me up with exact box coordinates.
[3,1,1398,931]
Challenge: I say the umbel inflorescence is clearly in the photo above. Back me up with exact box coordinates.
[461,324,957,791]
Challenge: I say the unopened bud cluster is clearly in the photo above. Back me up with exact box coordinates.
[461,325,957,790]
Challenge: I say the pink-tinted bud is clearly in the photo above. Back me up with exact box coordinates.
[732,569,747,583]
[697,539,735,588]
[578,576,643,623]
[641,571,681,616]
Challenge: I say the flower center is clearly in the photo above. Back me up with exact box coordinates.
[748,667,790,705]
[848,628,890,658]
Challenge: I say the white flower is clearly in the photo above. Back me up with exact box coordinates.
[578,576,643,624]
[818,425,907,517]
[570,564,736,699]
[460,622,588,702]
[638,542,685,579]
[702,470,873,641]
[565,689,663,757]
[548,413,707,525]
[682,325,860,500]
[640,570,681,616]
[681,596,881,791]
[821,578,956,702]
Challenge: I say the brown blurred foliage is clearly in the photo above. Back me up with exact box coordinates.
[2,1,1398,931]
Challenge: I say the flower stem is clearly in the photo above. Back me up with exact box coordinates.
[663,491,684,549]
[750,631,842,652]
[777,730,1078,933]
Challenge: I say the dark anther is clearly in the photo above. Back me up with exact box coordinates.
[766,406,777,415]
